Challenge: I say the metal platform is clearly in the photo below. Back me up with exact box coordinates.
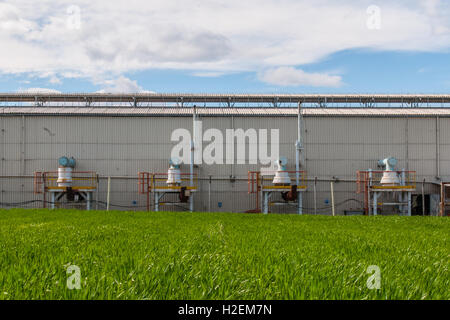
[248,171,307,214]
[138,172,198,212]
[34,171,98,210]
[357,170,416,216]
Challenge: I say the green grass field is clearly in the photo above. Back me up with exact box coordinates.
[0,209,448,300]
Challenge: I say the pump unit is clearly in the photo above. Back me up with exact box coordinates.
[34,156,97,210]
[379,157,400,185]
[57,156,76,187]
[138,158,197,212]
[356,157,416,216]
[273,157,291,185]
[248,157,306,214]
[166,157,182,186]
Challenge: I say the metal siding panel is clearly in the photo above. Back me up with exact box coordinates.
[0,114,446,213]
[3,117,22,144]
[408,118,436,144]
[409,160,436,177]
[408,144,436,160]
[439,118,450,142]
[306,117,406,144]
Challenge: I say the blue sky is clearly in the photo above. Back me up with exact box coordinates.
[1,0,450,94]
[8,50,450,94]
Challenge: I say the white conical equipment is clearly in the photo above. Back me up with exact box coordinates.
[273,157,291,185]
[379,157,400,185]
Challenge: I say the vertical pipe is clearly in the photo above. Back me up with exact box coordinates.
[263,192,269,214]
[440,182,444,217]
[405,116,409,171]
[296,102,301,184]
[373,192,377,216]
[297,102,302,145]
[295,148,299,185]
[86,192,92,211]
[314,177,317,215]
[330,181,335,216]
[407,192,412,216]
[368,169,373,216]
[296,102,302,215]
[298,192,303,216]
[106,176,111,211]
[191,106,195,187]
[95,174,99,211]
[189,191,194,212]
[189,106,196,213]
[403,192,411,215]
[436,116,440,178]
[51,192,56,210]
[231,115,235,179]
[20,115,25,175]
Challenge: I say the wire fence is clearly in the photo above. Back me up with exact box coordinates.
[0,175,442,215]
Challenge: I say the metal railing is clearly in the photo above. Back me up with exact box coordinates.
[356,170,417,215]
[247,170,307,213]
[248,170,307,193]
[138,172,198,192]
[356,170,416,193]
[33,171,98,193]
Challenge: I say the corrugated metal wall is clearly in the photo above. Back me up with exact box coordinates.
[0,114,447,214]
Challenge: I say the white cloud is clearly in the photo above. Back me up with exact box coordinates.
[17,88,61,94]
[48,76,61,85]
[1,0,450,87]
[259,67,343,87]
[192,71,229,78]
[421,0,440,15]
[96,76,155,93]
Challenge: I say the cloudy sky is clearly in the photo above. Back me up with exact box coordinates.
[1,0,449,93]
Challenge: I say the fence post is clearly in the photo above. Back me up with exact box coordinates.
[314,177,317,215]
[106,176,111,211]
[96,174,99,210]
[422,178,425,216]
[331,181,335,216]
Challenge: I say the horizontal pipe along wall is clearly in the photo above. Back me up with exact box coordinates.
[0,114,447,215]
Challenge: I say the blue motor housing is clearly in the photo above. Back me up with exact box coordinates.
[58,156,69,167]
[58,156,76,168]
[68,157,76,168]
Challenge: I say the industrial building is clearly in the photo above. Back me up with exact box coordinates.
[1,93,450,215]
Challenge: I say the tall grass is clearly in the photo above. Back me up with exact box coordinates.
[0,209,448,300]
